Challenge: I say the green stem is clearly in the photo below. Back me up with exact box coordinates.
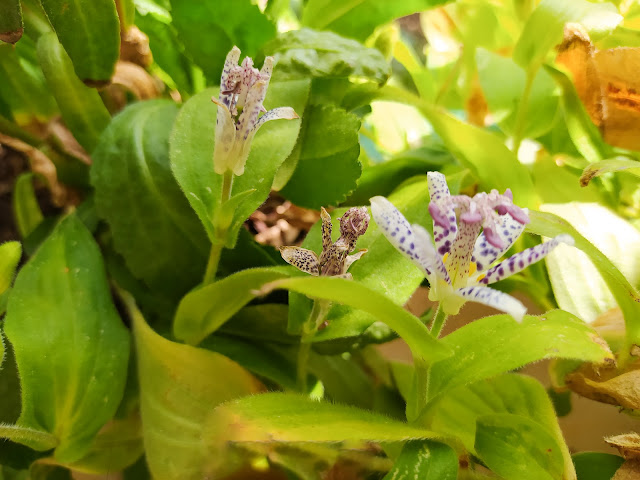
[297,299,330,393]
[511,67,537,155]
[429,303,448,338]
[202,171,235,284]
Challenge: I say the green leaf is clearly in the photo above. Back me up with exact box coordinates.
[475,413,564,480]
[383,440,458,480]
[0,241,21,296]
[130,294,262,480]
[261,276,452,364]
[302,0,447,42]
[170,0,276,82]
[39,0,120,84]
[278,104,361,208]
[544,65,609,164]
[476,48,558,139]
[173,267,292,345]
[0,42,57,123]
[572,452,624,480]
[427,310,614,401]
[204,393,445,469]
[12,173,44,239]
[91,100,209,302]
[0,0,22,44]
[513,0,622,70]
[169,81,309,244]
[37,32,111,153]
[580,157,640,186]
[263,28,390,84]
[532,155,603,204]
[3,215,130,463]
[527,209,640,358]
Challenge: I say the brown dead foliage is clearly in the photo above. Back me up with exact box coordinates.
[556,23,640,151]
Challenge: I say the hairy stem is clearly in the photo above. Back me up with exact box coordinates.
[203,170,235,284]
[297,299,330,393]
[429,303,448,338]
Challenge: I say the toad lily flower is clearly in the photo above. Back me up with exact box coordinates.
[280,207,369,278]
[212,46,299,176]
[371,172,574,321]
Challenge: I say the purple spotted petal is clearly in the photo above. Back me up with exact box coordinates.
[454,286,527,322]
[219,46,241,110]
[471,211,527,272]
[427,172,457,256]
[254,107,299,131]
[280,246,320,276]
[370,196,442,280]
[479,234,574,285]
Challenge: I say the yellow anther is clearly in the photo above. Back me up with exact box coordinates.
[469,261,477,276]
[476,273,486,282]
[442,253,449,263]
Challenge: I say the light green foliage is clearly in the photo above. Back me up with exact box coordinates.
[39,0,120,84]
[170,0,276,82]
[528,210,640,358]
[302,0,446,41]
[12,174,43,240]
[427,310,614,401]
[383,440,458,480]
[170,82,309,245]
[279,104,362,208]
[91,100,209,302]
[263,28,391,84]
[0,242,21,296]
[3,215,130,463]
[131,295,262,480]
[37,33,111,153]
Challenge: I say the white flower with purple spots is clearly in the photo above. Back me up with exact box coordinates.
[212,46,299,176]
[371,172,574,322]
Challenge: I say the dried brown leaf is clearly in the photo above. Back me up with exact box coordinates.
[565,361,640,410]
[606,432,640,459]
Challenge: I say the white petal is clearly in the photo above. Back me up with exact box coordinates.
[479,234,574,285]
[370,196,444,281]
[472,209,527,272]
[454,286,527,322]
[345,249,367,272]
[428,172,457,257]
[254,107,299,131]
[211,98,237,175]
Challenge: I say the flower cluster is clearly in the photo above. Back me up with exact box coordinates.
[371,172,573,321]
[280,207,370,278]
[212,47,298,176]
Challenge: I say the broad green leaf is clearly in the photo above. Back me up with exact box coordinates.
[170,81,309,245]
[532,156,602,204]
[279,104,361,208]
[572,452,624,480]
[130,294,263,480]
[0,42,57,123]
[476,48,558,139]
[426,374,575,480]
[170,0,275,82]
[383,440,458,480]
[302,0,446,42]
[513,0,621,70]
[427,310,614,401]
[262,276,452,364]
[65,417,143,474]
[545,65,609,164]
[580,157,640,186]
[12,173,43,239]
[173,267,292,345]
[288,179,429,341]
[92,100,209,302]
[218,304,296,344]
[37,32,111,153]
[308,353,375,409]
[0,242,20,296]
[217,228,279,278]
[0,0,22,44]
[528,209,640,355]
[39,0,120,84]
[204,393,445,469]
[263,28,390,84]
[3,215,130,463]
[475,414,564,480]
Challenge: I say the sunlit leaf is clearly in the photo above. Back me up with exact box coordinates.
[0,241,21,296]
[580,157,640,186]
[382,440,458,480]
[3,215,130,463]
